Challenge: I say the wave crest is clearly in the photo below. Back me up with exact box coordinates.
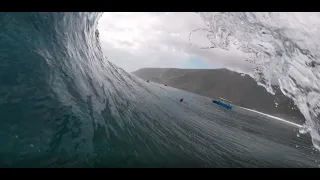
[191,12,320,150]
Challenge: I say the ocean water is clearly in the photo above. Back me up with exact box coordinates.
[193,12,320,150]
[0,12,319,167]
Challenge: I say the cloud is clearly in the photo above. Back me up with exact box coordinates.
[98,12,254,73]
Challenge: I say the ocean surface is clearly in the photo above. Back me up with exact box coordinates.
[0,12,320,167]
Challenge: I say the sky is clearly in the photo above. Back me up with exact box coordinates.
[97,12,253,73]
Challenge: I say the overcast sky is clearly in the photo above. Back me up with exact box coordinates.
[98,12,253,73]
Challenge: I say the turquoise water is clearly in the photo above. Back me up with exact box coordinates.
[0,12,319,167]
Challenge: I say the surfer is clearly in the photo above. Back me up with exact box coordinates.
[180,98,183,102]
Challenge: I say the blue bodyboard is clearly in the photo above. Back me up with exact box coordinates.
[212,100,232,110]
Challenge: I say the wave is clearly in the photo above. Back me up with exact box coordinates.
[0,12,319,167]
[191,12,320,150]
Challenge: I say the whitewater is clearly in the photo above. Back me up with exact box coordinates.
[0,12,319,167]
[192,12,320,150]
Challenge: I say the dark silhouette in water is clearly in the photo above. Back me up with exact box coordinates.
[180,98,184,102]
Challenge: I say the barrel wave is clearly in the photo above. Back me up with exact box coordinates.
[1,12,320,167]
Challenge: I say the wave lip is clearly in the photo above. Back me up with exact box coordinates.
[194,12,320,150]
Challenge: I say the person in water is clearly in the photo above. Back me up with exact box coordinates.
[180,98,183,102]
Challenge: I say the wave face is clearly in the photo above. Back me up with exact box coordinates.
[1,12,320,167]
[194,12,320,150]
